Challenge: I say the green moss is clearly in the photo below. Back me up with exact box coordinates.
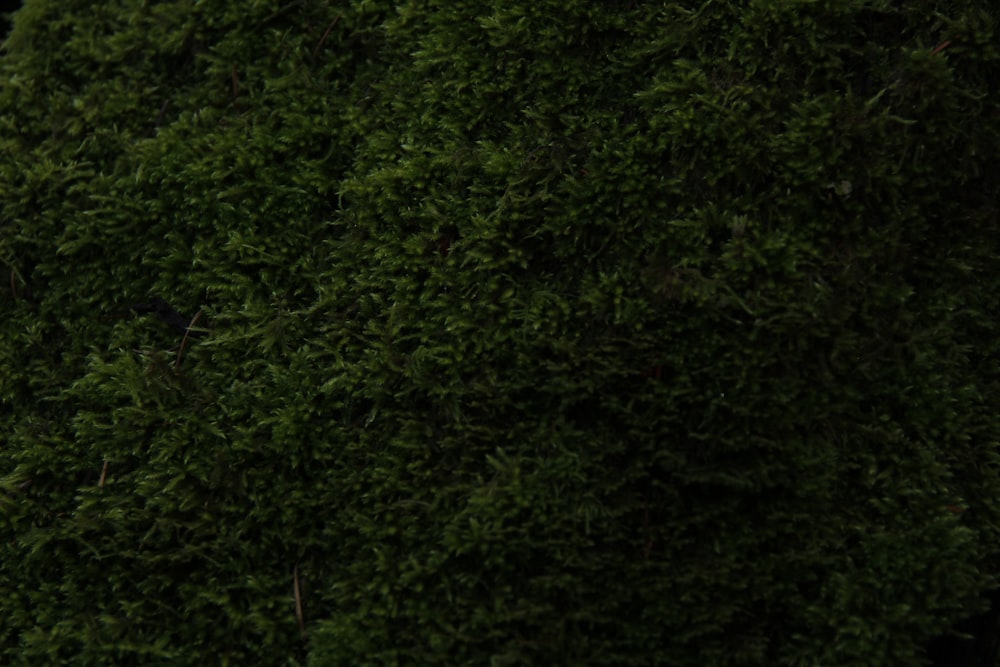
[2,1,1000,665]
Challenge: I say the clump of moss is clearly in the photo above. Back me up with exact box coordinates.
[2,1,999,665]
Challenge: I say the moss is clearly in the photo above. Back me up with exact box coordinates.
[2,1,1000,665]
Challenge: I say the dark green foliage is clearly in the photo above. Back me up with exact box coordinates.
[2,1,1000,665]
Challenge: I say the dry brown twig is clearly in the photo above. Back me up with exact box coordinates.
[293,564,306,637]
[231,65,241,111]
[930,40,951,56]
[311,15,341,61]
[174,310,204,370]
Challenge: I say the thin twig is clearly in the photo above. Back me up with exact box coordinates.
[293,563,306,637]
[231,64,240,110]
[311,15,341,61]
[156,99,170,127]
[930,40,951,56]
[174,310,203,371]
[98,460,109,488]
[9,269,16,300]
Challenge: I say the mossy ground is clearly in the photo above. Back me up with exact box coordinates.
[2,1,1000,665]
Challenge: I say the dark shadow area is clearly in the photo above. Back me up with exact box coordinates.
[0,0,22,41]
[927,591,1000,667]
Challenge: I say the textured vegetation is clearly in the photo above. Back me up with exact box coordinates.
[2,1,999,665]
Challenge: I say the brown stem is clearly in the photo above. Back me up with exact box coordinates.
[312,15,341,60]
[293,564,306,637]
